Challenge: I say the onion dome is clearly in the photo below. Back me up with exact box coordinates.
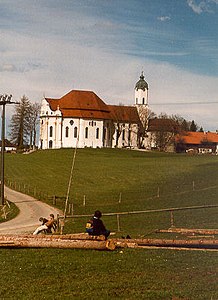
[135,72,148,91]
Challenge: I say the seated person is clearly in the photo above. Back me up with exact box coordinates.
[33,214,55,235]
[86,210,110,239]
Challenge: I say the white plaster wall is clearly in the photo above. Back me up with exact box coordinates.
[135,89,148,105]
[39,98,62,149]
[62,118,104,148]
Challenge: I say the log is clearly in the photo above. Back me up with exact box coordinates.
[114,238,218,249]
[0,235,115,250]
[157,228,218,235]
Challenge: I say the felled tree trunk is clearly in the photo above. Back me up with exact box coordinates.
[0,235,115,250]
[157,228,218,235]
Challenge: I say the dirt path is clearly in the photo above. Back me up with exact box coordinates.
[0,186,62,234]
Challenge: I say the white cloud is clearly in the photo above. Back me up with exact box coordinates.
[187,0,218,14]
[157,16,171,22]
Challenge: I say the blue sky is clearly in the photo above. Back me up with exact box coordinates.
[0,0,218,132]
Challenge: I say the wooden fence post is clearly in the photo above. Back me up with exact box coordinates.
[83,195,86,207]
[170,211,175,227]
[119,192,122,204]
[117,214,121,232]
[157,187,160,198]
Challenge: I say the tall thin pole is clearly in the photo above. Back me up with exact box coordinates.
[1,103,5,205]
[0,94,18,206]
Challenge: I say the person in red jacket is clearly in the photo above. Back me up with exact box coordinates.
[86,210,110,239]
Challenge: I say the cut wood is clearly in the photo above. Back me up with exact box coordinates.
[157,228,218,235]
[114,238,218,249]
[0,235,115,250]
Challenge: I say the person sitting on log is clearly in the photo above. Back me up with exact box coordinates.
[86,210,110,239]
[33,214,55,235]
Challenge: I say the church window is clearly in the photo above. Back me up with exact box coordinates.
[103,128,106,140]
[122,130,125,141]
[74,127,78,138]
[142,97,145,104]
[96,128,99,139]
[136,98,138,104]
[85,127,88,139]
[49,140,53,148]
[49,126,53,137]
[41,120,44,125]
[65,126,69,138]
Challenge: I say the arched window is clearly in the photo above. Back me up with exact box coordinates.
[65,126,69,138]
[49,140,53,148]
[85,127,88,139]
[49,126,53,137]
[96,128,99,139]
[74,127,78,138]
[142,97,145,105]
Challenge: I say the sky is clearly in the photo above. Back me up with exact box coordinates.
[0,0,218,134]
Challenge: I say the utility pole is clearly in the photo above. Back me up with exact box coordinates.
[0,94,18,205]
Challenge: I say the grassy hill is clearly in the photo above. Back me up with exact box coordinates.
[2,148,218,299]
[5,148,218,236]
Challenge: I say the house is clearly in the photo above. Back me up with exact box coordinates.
[0,139,16,152]
[145,118,180,152]
[176,131,218,154]
[39,73,149,150]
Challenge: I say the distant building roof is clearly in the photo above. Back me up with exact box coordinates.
[109,105,140,123]
[0,139,16,148]
[148,118,179,132]
[178,131,218,145]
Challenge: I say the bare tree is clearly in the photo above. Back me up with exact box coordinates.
[137,106,156,148]
[28,102,41,149]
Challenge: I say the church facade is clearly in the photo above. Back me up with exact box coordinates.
[39,73,149,150]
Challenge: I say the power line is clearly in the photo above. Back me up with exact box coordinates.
[150,101,218,106]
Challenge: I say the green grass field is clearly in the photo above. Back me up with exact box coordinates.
[2,148,218,299]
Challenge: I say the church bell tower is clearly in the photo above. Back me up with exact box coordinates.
[134,71,148,106]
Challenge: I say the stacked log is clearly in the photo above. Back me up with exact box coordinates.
[0,234,217,251]
[114,237,218,250]
[157,228,218,235]
[0,234,116,251]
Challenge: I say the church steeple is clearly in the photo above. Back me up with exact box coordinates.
[135,71,148,106]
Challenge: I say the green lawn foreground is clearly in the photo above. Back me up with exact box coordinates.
[2,148,218,299]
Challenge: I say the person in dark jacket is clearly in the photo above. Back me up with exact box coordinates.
[86,210,110,239]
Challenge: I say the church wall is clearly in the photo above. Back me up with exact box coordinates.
[111,123,138,148]
[61,118,104,148]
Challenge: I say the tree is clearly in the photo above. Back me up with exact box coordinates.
[28,102,41,149]
[137,106,156,148]
[9,95,31,149]
[190,120,198,132]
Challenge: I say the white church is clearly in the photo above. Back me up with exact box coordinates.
[39,73,149,150]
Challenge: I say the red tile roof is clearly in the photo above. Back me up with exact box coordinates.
[46,90,140,123]
[108,105,140,123]
[46,90,113,120]
[148,118,179,132]
[178,132,218,144]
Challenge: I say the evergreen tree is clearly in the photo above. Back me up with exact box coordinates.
[190,120,198,132]
[9,95,31,149]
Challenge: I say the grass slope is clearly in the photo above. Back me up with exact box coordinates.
[2,148,218,299]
